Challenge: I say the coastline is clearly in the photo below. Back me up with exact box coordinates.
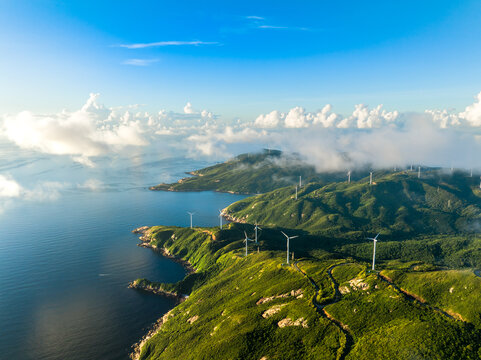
[129,309,174,360]
[132,226,196,275]
[129,226,195,359]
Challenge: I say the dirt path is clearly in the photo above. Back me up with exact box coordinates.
[377,273,458,321]
[293,262,354,360]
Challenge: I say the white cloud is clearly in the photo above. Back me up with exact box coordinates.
[122,59,159,66]
[118,41,218,49]
[184,102,195,114]
[246,16,264,20]
[284,106,308,128]
[255,110,282,128]
[0,175,22,198]
[459,91,481,126]
[258,25,288,29]
[0,174,66,203]
[0,93,149,165]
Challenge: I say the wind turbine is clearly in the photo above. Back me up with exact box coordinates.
[299,175,302,188]
[187,212,195,229]
[254,223,262,244]
[281,231,298,265]
[369,172,373,185]
[295,185,298,200]
[244,231,254,257]
[418,166,421,179]
[347,170,351,184]
[366,233,380,271]
[218,209,223,229]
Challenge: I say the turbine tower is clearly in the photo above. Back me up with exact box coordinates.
[244,231,254,257]
[369,172,373,185]
[254,223,262,244]
[347,170,351,184]
[187,212,195,229]
[366,233,380,271]
[281,231,298,265]
[218,209,223,229]
[299,175,302,188]
[418,166,421,179]
[295,185,298,200]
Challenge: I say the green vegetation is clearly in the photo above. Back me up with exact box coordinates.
[150,150,380,194]
[134,152,481,359]
[382,268,481,326]
[225,171,481,237]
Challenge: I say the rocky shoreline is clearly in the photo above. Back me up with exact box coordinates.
[132,226,196,274]
[128,280,187,302]
[130,309,174,360]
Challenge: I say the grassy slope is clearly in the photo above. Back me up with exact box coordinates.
[225,171,481,238]
[382,268,481,326]
[135,158,481,359]
[150,150,381,194]
[134,224,481,359]
[136,224,343,360]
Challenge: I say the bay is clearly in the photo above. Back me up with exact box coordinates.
[0,148,246,360]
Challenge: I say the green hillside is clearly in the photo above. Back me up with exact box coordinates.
[132,224,481,360]
[150,149,382,194]
[134,153,481,359]
[224,171,481,238]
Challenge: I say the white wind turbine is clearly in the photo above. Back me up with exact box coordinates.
[243,231,254,257]
[369,172,373,185]
[418,166,421,179]
[366,233,380,271]
[187,212,195,229]
[254,223,262,244]
[295,185,298,200]
[347,170,351,184]
[218,209,223,229]
[299,175,302,188]
[281,231,298,265]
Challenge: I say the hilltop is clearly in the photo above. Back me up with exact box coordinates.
[224,170,481,238]
[149,149,382,194]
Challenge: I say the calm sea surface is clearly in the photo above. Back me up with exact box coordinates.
[0,145,246,360]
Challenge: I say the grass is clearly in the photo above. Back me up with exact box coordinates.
[381,268,481,326]
[150,150,389,195]
[132,153,481,359]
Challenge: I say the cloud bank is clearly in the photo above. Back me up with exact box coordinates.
[2,92,481,172]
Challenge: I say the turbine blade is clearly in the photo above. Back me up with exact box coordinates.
[290,236,299,239]
[281,231,288,238]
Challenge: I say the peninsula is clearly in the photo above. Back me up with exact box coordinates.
[131,151,481,359]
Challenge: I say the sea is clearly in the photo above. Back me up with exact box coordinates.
[0,143,246,360]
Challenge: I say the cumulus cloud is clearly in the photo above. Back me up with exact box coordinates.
[254,110,282,128]
[0,93,151,166]
[185,92,481,171]
[459,92,481,126]
[255,103,398,129]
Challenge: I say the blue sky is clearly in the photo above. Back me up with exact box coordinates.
[1,0,481,119]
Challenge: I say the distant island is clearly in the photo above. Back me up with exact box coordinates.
[131,151,481,360]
